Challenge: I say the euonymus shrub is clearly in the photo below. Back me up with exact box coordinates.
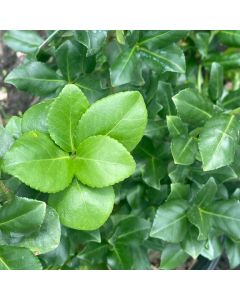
[1,30,240,270]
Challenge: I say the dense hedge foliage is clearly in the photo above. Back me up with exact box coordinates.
[1,30,240,269]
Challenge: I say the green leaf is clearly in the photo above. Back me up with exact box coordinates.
[49,179,114,230]
[208,200,240,241]
[217,30,240,47]
[107,243,133,270]
[142,157,165,190]
[3,30,43,53]
[144,119,167,139]
[78,242,108,265]
[160,243,188,270]
[139,44,186,74]
[199,115,238,171]
[150,199,188,243]
[48,84,89,152]
[0,245,42,270]
[22,100,53,134]
[181,226,205,259]
[110,47,144,86]
[192,32,210,58]
[155,81,175,117]
[3,131,74,193]
[5,116,22,139]
[225,238,240,269]
[0,126,14,158]
[109,216,150,245]
[187,178,217,240]
[75,91,147,151]
[172,88,213,125]
[208,62,224,101]
[139,30,187,49]
[14,206,61,254]
[75,135,135,188]
[171,135,197,165]
[76,30,107,56]
[167,183,190,202]
[201,235,222,260]
[56,40,86,82]
[0,196,46,234]
[166,115,188,137]
[5,62,66,97]
[222,88,240,109]
[206,52,240,69]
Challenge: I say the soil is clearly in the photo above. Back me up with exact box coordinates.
[0,31,36,123]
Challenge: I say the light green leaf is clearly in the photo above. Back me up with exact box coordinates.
[172,88,213,125]
[109,216,150,245]
[14,206,61,254]
[3,30,43,53]
[76,30,107,56]
[150,199,188,243]
[110,47,144,86]
[139,30,187,49]
[160,243,188,270]
[166,115,188,137]
[139,44,186,74]
[48,84,89,152]
[0,196,46,234]
[75,135,135,188]
[22,100,53,134]
[199,115,238,171]
[75,91,147,151]
[0,245,42,270]
[5,62,66,97]
[208,62,223,101]
[5,116,22,139]
[49,179,114,230]
[187,178,217,240]
[0,126,14,158]
[171,135,197,165]
[3,131,74,193]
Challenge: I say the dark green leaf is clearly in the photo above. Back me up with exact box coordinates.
[150,200,188,243]
[172,88,213,125]
[76,30,107,56]
[3,30,43,53]
[171,135,197,165]
[0,196,46,234]
[160,243,188,270]
[199,115,238,171]
[5,62,66,97]
[208,62,223,101]
[0,245,42,270]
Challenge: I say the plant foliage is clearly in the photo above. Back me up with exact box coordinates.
[1,30,240,270]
